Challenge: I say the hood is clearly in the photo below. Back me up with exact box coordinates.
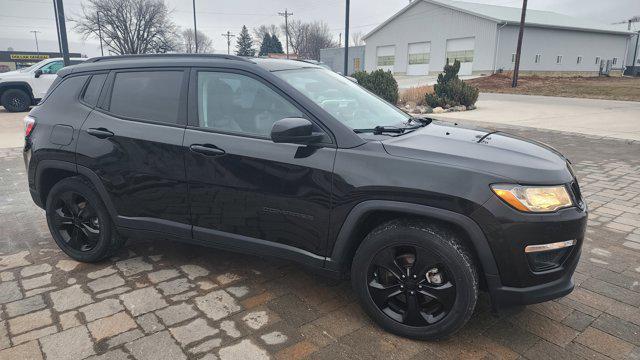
[382,122,573,184]
[0,70,23,78]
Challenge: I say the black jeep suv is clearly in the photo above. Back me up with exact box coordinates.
[24,54,587,340]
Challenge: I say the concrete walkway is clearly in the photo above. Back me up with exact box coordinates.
[0,108,24,148]
[432,93,640,141]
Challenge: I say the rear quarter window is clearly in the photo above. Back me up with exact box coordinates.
[39,75,89,105]
[82,74,107,107]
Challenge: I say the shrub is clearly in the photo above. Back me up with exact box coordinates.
[425,60,479,108]
[352,69,399,104]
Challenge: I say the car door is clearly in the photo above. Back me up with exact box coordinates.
[184,68,336,258]
[76,68,191,237]
[34,60,64,98]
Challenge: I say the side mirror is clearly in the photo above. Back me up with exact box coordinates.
[34,69,43,78]
[271,118,325,145]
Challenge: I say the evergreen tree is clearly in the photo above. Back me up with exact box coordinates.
[258,33,272,56]
[235,25,255,56]
[271,34,284,54]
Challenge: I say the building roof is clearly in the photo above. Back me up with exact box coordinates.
[364,0,633,40]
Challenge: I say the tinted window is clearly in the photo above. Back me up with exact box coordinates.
[197,72,303,137]
[109,71,183,124]
[40,61,64,74]
[40,75,89,105]
[82,74,107,107]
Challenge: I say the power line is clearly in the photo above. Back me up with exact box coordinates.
[278,9,293,59]
[221,31,235,55]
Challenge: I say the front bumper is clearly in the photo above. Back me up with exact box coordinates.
[472,194,587,307]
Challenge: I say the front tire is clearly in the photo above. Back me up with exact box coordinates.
[351,219,478,340]
[45,176,125,262]
[1,89,31,112]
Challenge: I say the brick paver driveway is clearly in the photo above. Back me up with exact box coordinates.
[1,122,639,360]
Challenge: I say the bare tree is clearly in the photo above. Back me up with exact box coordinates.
[351,31,364,46]
[285,20,336,60]
[252,24,280,44]
[74,0,180,55]
[181,28,213,53]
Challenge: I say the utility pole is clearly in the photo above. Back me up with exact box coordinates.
[278,9,292,59]
[511,0,527,87]
[192,0,199,53]
[343,0,350,75]
[338,33,342,48]
[30,30,41,53]
[53,0,70,66]
[96,11,104,56]
[221,31,235,55]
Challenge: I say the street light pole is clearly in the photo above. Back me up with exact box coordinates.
[30,30,41,53]
[343,0,350,75]
[97,11,104,56]
[192,0,199,53]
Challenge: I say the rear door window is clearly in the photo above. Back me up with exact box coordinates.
[108,71,184,124]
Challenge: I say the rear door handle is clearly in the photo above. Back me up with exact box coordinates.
[190,144,226,156]
[87,128,114,139]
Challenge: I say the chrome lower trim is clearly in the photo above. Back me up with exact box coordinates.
[525,240,576,253]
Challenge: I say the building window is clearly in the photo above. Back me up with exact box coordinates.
[556,55,563,64]
[353,57,361,72]
[377,55,395,67]
[595,56,600,65]
[534,54,541,63]
[408,52,430,65]
[612,57,618,65]
[511,53,516,63]
[577,56,582,64]
[446,50,474,64]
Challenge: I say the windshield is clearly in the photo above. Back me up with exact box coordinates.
[19,59,50,73]
[274,68,410,130]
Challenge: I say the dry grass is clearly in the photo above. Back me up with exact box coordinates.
[399,85,434,106]
[466,74,640,102]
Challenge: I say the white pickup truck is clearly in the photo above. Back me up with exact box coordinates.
[0,57,85,112]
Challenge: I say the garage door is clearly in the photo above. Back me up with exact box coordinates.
[376,45,395,72]
[446,37,475,76]
[406,42,430,76]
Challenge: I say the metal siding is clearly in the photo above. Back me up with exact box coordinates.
[364,1,497,74]
[319,46,366,75]
[495,25,630,72]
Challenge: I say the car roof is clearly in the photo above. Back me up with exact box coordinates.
[58,54,320,77]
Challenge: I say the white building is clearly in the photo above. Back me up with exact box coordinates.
[363,0,635,76]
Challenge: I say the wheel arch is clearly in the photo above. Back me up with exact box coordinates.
[0,81,35,103]
[35,160,118,221]
[326,201,499,281]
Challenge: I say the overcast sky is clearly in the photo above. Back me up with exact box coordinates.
[1,0,639,57]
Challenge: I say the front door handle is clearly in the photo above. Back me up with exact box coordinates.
[87,128,114,139]
[190,144,226,156]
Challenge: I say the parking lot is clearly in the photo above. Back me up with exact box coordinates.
[1,108,639,360]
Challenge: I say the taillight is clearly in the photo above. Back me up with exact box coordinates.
[24,115,36,137]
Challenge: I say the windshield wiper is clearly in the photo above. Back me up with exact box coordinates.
[353,126,406,135]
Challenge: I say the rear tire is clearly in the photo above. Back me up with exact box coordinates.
[351,219,478,340]
[1,89,31,112]
[45,176,126,262]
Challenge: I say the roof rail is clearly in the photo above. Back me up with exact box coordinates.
[84,53,254,63]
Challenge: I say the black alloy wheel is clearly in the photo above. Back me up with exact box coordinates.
[351,220,478,340]
[368,245,455,326]
[51,191,101,252]
[45,176,126,262]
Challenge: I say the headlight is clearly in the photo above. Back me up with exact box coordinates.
[491,184,573,212]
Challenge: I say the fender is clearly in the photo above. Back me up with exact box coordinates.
[35,160,118,221]
[0,81,35,101]
[325,200,500,278]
